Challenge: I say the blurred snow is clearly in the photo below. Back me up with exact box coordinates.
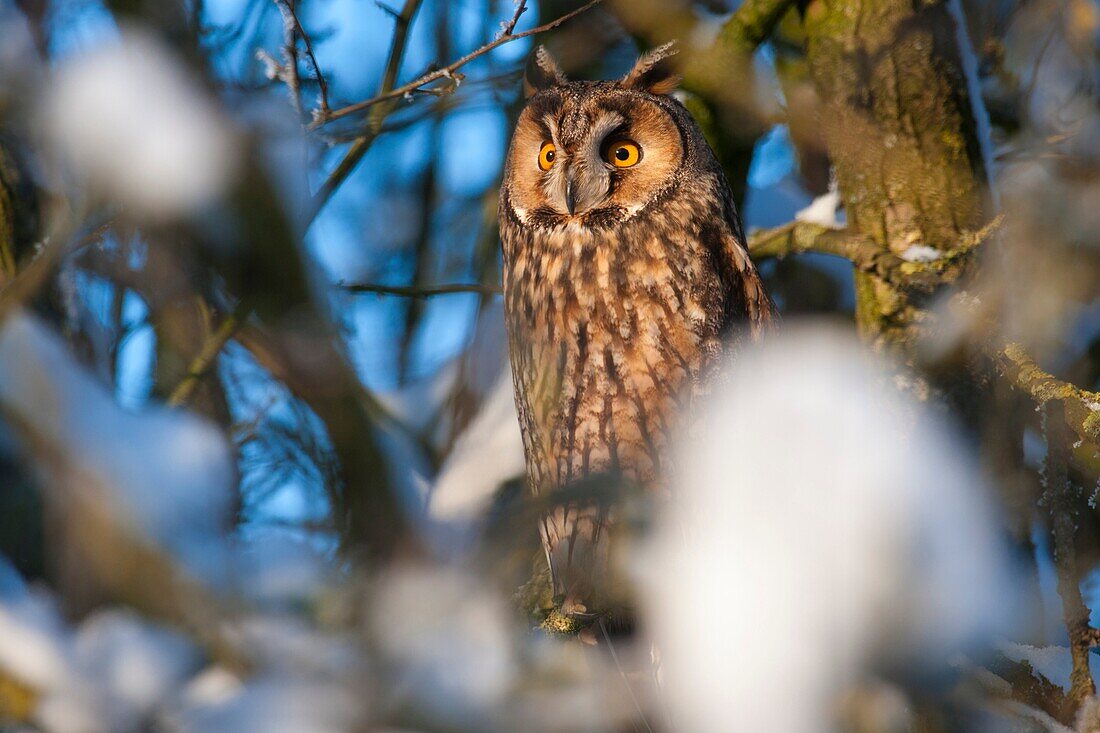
[428,367,524,526]
[794,185,843,229]
[0,311,235,578]
[42,28,239,219]
[368,565,516,725]
[164,673,361,733]
[900,244,943,263]
[230,530,332,607]
[225,614,362,680]
[175,666,241,708]
[0,563,74,693]
[68,610,202,731]
[420,302,525,545]
[0,6,41,89]
[0,559,204,733]
[999,643,1100,694]
[641,322,1020,733]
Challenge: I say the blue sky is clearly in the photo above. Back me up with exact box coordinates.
[30,0,831,538]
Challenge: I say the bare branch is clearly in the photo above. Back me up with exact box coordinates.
[167,303,246,407]
[273,0,304,117]
[310,0,603,129]
[341,281,500,298]
[500,0,529,37]
[307,0,602,220]
[306,0,423,220]
[1042,400,1098,707]
[0,219,113,323]
[286,1,330,115]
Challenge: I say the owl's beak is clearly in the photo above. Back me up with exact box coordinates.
[556,161,607,216]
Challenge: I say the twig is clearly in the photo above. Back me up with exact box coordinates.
[1042,400,1098,709]
[234,320,440,475]
[308,0,603,220]
[273,0,304,117]
[282,0,330,115]
[306,0,423,220]
[0,219,113,324]
[378,0,422,110]
[310,0,604,128]
[341,281,500,298]
[167,304,246,408]
[598,618,656,733]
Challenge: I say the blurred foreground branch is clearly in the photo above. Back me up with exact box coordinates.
[341,281,500,298]
[166,303,246,407]
[0,220,112,322]
[0,315,250,667]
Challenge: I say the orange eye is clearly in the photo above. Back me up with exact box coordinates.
[538,142,556,171]
[606,140,641,168]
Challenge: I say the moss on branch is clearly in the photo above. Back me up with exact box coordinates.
[719,0,801,52]
[998,344,1100,447]
[746,215,1002,290]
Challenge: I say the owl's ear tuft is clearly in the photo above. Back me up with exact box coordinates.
[524,46,567,98]
[621,40,681,95]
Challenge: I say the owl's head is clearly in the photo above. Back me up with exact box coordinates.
[503,42,695,228]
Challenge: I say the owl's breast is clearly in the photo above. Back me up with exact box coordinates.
[502,217,726,493]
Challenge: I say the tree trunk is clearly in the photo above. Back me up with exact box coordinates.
[801,0,990,354]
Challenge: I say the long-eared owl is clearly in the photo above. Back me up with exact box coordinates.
[499,43,774,620]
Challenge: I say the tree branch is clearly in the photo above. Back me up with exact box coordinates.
[340,281,500,298]
[307,0,605,221]
[718,0,800,52]
[746,215,1003,290]
[1043,400,1098,707]
[0,219,113,323]
[306,0,423,220]
[167,303,246,407]
[310,0,604,129]
[273,0,304,117]
[746,222,935,288]
[997,343,1100,448]
[274,0,330,118]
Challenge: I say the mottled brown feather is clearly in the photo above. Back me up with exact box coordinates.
[501,54,775,613]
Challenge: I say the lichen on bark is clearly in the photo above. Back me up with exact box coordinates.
[800,0,991,352]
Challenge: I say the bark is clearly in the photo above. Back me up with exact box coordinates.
[801,0,990,352]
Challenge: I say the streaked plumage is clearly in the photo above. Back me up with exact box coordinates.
[499,43,773,618]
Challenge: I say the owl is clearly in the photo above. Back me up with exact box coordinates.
[499,43,773,622]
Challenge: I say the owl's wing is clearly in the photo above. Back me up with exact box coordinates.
[719,186,776,340]
[726,236,775,340]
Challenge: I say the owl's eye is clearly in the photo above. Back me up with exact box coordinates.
[605,140,641,168]
[538,142,556,171]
